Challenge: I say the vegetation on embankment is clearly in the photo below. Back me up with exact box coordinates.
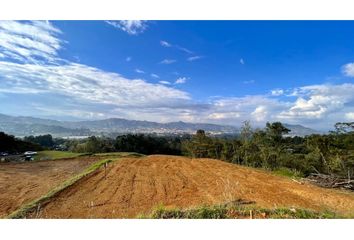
[93,152,145,158]
[6,154,141,219]
[144,203,340,219]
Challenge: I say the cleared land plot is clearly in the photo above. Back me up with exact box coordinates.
[0,156,102,217]
[29,155,354,218]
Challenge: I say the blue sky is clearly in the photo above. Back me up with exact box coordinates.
[0,20,354,130]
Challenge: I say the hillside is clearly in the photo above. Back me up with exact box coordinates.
[0,113,237,136]
[0,113,320,137]
[283,123,321,136]
[23,155,354,218]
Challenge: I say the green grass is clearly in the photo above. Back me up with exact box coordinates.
[272,167,304,179]
[142,203,339,219]
[6,158,118,219]
[93,152,145,158]
[34,150,86,161]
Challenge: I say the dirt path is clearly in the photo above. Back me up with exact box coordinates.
[30,155,354,218]
[0,156,102,217]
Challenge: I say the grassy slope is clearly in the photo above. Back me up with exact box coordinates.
[93,152,144,157]
[35,150,85,161]
[144,204,340,219]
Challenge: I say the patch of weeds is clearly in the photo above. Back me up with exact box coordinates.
[93,152,144,158]
[273,167,304,179]
[146,203,339,219]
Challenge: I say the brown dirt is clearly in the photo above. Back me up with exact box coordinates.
[29,155,354,218]
[0,156,102,217]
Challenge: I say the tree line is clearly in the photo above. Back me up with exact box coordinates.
[181,121,354,178]
[0,132,43,153]
[2,121,353,178]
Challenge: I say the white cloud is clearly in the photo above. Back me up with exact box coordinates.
[208,112,241,120]
[176,46,193,54]
[159,81,171,85]
[279,84,354,120]
[175,77,187,84]
[206,95,287,125]
[126,56,132,62]
[342,62,354,77]
[2,57,353,128]
[135,68,145,74]
[0,20,63,64]
[159,40,194,54]
[160,59,176,64]
[345,112,354,120]
[150,73,159,78]
[106,20,148,35]
[240,58,245,65]
[271,89,284,96]
[160,40,171,47]
[1,21,353,129]
[0,61,191,108]
[187,56,203,61]
[251,106,268,122]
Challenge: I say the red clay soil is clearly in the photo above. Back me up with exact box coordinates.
[0,156,102,217]
[29,155,354,218]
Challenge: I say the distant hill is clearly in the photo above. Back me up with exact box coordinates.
[283,123,322,137]
[0,113,238,137]
[0,114,91,137]
[0,113,320,137]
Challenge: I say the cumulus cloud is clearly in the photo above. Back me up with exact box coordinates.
[106,20,148,35]
[342,62,354,77]
[160,59,176,64]
[0,20,63,64]
[345,112,354,120]
[279,84,354,121]
[175,77,187,84]
[206,95,288,124]
[196,83,354,129]
[271,89,284,96]
[126,56,132,62]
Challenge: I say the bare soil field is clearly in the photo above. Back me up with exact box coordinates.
[0,156,102,217]
[27,155,354,218]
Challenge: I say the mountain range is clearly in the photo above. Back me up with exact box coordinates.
[0,113,321,137]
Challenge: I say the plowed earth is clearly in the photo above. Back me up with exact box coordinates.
[26,155,354,218]
[0,156,101,217]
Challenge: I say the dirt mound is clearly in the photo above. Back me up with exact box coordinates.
[0,156,101,217]
[28,155,354,218]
